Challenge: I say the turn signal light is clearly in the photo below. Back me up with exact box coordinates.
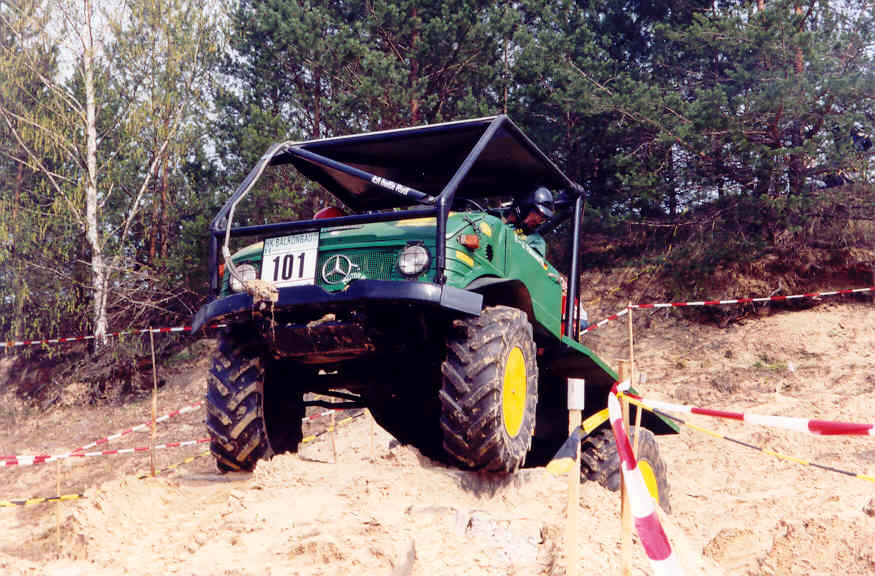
[460,234,480,250]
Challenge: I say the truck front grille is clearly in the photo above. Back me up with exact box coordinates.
[316,248,400,289]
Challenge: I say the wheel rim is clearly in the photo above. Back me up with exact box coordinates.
[639,460,660,503]
[502,347,527,437]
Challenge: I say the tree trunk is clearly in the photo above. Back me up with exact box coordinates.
[160,153,169,258]
[667,146,678,216]
[408,8,420,124]
[149,157,158,261]
[83,0,108,346]
[788,2,806,195]
[12,158,24,340]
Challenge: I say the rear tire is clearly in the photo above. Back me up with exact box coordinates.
[439,306,538,473]
[206,332,269,472]
[580,427,671,512]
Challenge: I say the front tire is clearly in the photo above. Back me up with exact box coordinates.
[206,332,269,472]
[580,427,671,512]
[439,306,538,474]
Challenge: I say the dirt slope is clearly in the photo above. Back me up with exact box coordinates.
[0,301,873,575]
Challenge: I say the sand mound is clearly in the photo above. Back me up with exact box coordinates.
[2,302,874,574]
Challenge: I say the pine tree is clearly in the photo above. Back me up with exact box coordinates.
[214,0,509,223]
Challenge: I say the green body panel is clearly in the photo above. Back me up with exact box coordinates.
[560,336,618,382]
[222,212,565,340]
[501,226,562,335]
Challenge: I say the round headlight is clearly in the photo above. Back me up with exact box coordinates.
[229,263,258,292]
[397,244,430,277]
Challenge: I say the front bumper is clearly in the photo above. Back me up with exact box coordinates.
[192,279,483,333]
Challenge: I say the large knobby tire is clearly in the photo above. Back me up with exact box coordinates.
[580,427,671,512]
[206,333,270,472]
[440,306,538,473]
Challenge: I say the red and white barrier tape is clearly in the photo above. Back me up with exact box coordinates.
[1,401,205,463]
[1,438,209,468]
[3,404,346,468]
[70,401,204,454]
[629,286,874,310]
[582,286,874,334]
[0,326,190,349]
[0,323,228,349]
[303,409,341,423]
[636,402,875,484]
[608,381,683,576]
[622,392,874,436]
[580,308,629,334]
[3,286,872,348]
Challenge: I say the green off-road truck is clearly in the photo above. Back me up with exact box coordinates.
[193,116,674,506]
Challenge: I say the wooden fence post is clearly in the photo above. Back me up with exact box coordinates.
[149,329,158,477]
[566,378,585,576]
[369,408,376,461]
[329,411,337,463]
[55,459,61,558]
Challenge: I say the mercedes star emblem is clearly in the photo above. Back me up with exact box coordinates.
[321,254,359,284]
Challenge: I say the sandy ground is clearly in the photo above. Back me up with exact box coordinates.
[0,299,873,575]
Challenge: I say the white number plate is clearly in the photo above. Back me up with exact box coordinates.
[261,232,320,287]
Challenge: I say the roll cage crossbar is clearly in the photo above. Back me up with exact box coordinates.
[208,115,587,341]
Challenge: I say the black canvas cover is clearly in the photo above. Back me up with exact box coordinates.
[271,116,576,212]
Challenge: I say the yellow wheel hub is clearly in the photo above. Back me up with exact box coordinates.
[639,460,660,503]
[502,347,527,437]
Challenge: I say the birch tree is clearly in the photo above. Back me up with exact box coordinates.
[0,0,217,344]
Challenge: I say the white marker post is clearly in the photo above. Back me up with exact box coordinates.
[619,359,631,576]
[623,302,636,576]
[566,378,585,576]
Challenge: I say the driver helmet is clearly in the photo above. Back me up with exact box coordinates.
[515,186,555,220]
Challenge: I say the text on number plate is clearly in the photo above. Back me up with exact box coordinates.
[261,232,320,287]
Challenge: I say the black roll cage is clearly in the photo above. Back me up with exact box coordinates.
[208,115,587,341]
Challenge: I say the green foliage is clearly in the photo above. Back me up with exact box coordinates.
[0,1,89,344]
[511,0,873,214]
[0,0,223,343]
[213,0,510,227]
[510,0,872,296]
[1,0,873,344]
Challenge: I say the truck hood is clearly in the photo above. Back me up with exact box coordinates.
[228,214,480,263]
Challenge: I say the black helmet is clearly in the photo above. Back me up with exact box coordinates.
[516,186,554,219]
